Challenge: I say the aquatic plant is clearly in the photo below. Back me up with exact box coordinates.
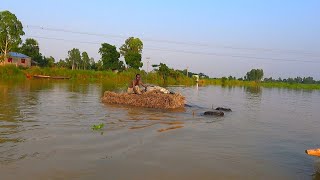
[92,123,105,130]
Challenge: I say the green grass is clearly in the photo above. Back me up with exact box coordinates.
[0,65,26,80]
[261,82,320,90]
[203,78,320,90]
[1,66,319,90]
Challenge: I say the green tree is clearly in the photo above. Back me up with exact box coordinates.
[120,37,143,69]
[124,52,142,69]
[20,38,39,58]
[244,69,264,82]
[120,37,143,55]
[81,51,90,70]
[19,38,45,66]
[303,77,315,84]
[153,63,170,83]
[0,11,25,62]
[228,76,236,80]
[99,43,123,70]
[221,76,227,84]
[56,59,68,68]
[89,57,96,70]
[67,48,81,70]
[46,56,55,67]
[96,60,103,71]
[294,76,303,83]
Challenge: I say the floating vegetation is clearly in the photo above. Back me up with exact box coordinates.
[102,90,185,109]
[91,123,105,130]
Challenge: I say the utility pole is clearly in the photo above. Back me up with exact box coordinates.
[186,66,189,77]
[146,57,150,83]
[146,57,150,73]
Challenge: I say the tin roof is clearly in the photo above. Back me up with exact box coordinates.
[9,52,30,58]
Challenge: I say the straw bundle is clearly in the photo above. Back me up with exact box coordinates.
[102,90,185,109]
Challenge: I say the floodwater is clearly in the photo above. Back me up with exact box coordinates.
[0,80,319,180]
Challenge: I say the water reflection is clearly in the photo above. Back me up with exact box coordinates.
[244,86,262,94]
[0,81,319,179]
[314,159,320,180]
[0,81,26,144]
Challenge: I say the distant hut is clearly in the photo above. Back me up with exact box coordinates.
[2,52,31,67]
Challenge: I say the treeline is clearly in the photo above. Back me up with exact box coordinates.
[220,69,264,82]
[219,69,319,85]
[0,11,144,71]
[151,63,209,83]
[263,76,320,84]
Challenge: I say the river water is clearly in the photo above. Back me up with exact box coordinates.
[0,80,319,179]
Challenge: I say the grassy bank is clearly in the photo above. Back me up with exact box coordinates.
[1,66,319,90]
[203,78,320,90]
[0,66,194,86]
[0,65,26,80]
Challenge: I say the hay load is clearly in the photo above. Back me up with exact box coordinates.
[101,90,185,109]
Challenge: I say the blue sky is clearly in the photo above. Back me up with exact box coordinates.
[1,0,320,79]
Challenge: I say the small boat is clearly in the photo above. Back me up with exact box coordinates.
[305,148,320,157]
[33,75,50,78]
[50,76,71,80]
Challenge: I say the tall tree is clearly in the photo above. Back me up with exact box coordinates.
[46,56,55,67]
[244,69,264,82]
[119,37,143,69]
[67,48,81,70]
[96,60,103,71]
[81,51,90,70]
[89,57,95,70]
[0,11,25,62]
[20,38,39,57]
[56,59,68,68]
[99,43,123,70]
[152,63,170,83]
[124,52,142,69]
[19,38,44,65]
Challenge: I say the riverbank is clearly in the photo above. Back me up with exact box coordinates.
[0,65,195,85]
[1,65,319,90]
[203,79,320,90]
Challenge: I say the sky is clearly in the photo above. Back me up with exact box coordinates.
[1,0,320,79]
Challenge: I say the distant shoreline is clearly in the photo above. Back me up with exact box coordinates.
[1,65,319,90]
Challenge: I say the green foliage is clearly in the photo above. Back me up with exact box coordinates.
[96,60,103,71]
[92,123,104,130]
[158,63,170,83]
[19,38,40,58]
[151,63,194,85]
[56,59,68,68]
[67,48,81,70]
[228,76,236,80]
[124,52,142,69]
[81,51,90,70]
[99,43,123,70]
[120,37,143,55]
[0,10,25,62]
[244,69,264,82]
[221,77,227,84]
[46,56,55,67]
[19,38,50,67]
[120,37,143,69]
[88,58,96,70]
[264,76,318,84]
[0,65,25,79]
